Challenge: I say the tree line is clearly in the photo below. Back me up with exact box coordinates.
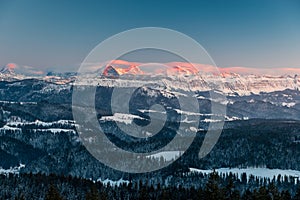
[1,170,300,200]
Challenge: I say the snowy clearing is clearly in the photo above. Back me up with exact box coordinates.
[190,167,300,182]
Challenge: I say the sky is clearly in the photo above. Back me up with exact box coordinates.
[0,0,299,72]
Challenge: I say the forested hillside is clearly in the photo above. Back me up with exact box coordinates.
[1,171,300,200]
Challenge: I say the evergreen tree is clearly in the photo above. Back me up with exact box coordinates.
[205,170,224,200]
[255,186,271,200]
[268,183,281,200]
[242,189,254,200]
[294,186,300,200]
[85,186,100,200]
[224,177,240,200]
[45,185,64,200]
[281,190,292,200]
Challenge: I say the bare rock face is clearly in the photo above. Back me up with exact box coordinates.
[102,66,120,78]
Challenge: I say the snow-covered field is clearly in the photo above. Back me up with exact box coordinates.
[98,178,130,186]
[0,120,76,135]
[190,167,300,181]
[0,164,25,175]
[146,151,183,161]
[100,113,145,125]
[7,119,74,127]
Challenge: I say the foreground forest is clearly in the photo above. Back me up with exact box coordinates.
[2,171,300,200]
[2,81,300,199]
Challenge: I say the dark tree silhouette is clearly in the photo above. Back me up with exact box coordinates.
[45,185,63,200]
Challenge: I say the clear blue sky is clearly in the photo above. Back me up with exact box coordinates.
[0,0,299,71]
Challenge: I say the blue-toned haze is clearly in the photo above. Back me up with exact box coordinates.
[0,0,299,72]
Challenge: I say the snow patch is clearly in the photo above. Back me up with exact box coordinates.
[0,164,25,175]
[100,113,145,124]
[190,167,300,182]
[282,102,296,108]
[146,151,183,161]
[98,178,129,186]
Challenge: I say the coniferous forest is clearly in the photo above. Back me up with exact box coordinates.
[2,171,300,200]
[1,0,300,199]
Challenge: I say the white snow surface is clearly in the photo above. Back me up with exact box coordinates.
[0,164,25,175]
[31,128,75,135]
[97,178,129,186]
[0,125,21,131]
[190,167,300,181]
[146,151,183,161]
[7,120,74,127]
[100,113,145,125]
[73,73,300,96]
[282,102,296,107]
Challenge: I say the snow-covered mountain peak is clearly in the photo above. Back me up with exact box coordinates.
[0,63,17,75]
[0,63,46,81]
[1,60,300,95]
[0,63,46,76]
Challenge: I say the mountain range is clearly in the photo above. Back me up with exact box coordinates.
[1,60,300,181]
[1,61,300,95]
